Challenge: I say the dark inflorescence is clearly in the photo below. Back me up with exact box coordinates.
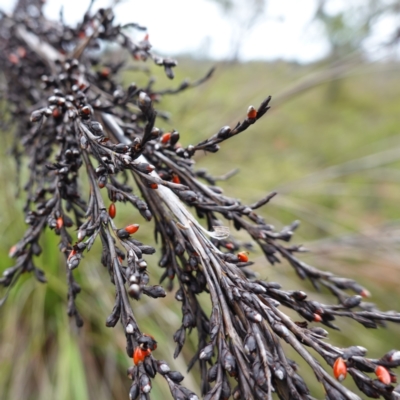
[1,1,400,399]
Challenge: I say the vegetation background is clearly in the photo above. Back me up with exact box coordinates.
[0,0,400,399]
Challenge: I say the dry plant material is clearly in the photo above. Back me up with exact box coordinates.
[0,1,400,399]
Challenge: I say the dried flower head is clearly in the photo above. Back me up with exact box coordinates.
[0,1,400,399]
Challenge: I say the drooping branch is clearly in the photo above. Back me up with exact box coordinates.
[1,2,400,400]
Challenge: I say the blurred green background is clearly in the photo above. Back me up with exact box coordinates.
[1,0,400,399]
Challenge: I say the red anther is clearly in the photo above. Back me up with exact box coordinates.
[133,347,151,365]
[225,243,234,250]
[67,249,77,262]
[8,53,19,64]
[108,203,116,219]
[237,251,249,262]
[100,67,111,78]
[52,108,61,118]
[80,105,91,116]
[150,94,160,102]
[313,313,322,322]
[56,217,63,230]
[247,105,257,119]
[149,183,158,189]
[375,365,391,385]
[17,47,26,58]
[8,245,17,258]
[125,224,139,234]
[161,132,171,143]
[333,357,347,382]
[172,174,181,184]
[360,289,371,298]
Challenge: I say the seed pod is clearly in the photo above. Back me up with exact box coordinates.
[199,344,214,361]
[90,121,103,135]
[179,190,198,203]
[31,242,42,256]
[221,379,231,399]
[117,229,130,239]
[129,383,139,400]
[333,357,347,381]
[56,217,63,230]
[138,245,155,255]
[135,163,155,173]
[67,255,80,270]
[138,92,151,109]
[138,334,157,351]
[105,303,121,327]
[128,284,141,299]
[207,364,218,382]
[375,365,391,385]
[127,366,135,380]
[164,65,174,79]
[221,348,236,376]
[142,285,166,298]
[150,126,160,139]
[343,295,362,308]
[182,311,194,328]
[309,327,329,337]
[244,334,257,354]
[139,373,151,393]
[351,356,375,372]
[175,289,184,302]
[170,130,180,146]
[217,125,231,139]
[167,371,184,383]
[77,229,86,241]
[156,360,171,375]
[342,346,367,359]
[140,273,150,285]
[243,305,262,323]
[79,105,91,117]
[292,290,307,301]
[30,110,43,122]
[143,357,156,378]
[293,372,310,395]
[98,175,106,188]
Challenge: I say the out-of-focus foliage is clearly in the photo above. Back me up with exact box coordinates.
[206,0,267,61]
[314,0,400,59]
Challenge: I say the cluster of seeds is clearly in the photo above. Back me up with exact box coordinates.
[1,1,400,399]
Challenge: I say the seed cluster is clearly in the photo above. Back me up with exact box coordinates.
[1,1,400,399]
